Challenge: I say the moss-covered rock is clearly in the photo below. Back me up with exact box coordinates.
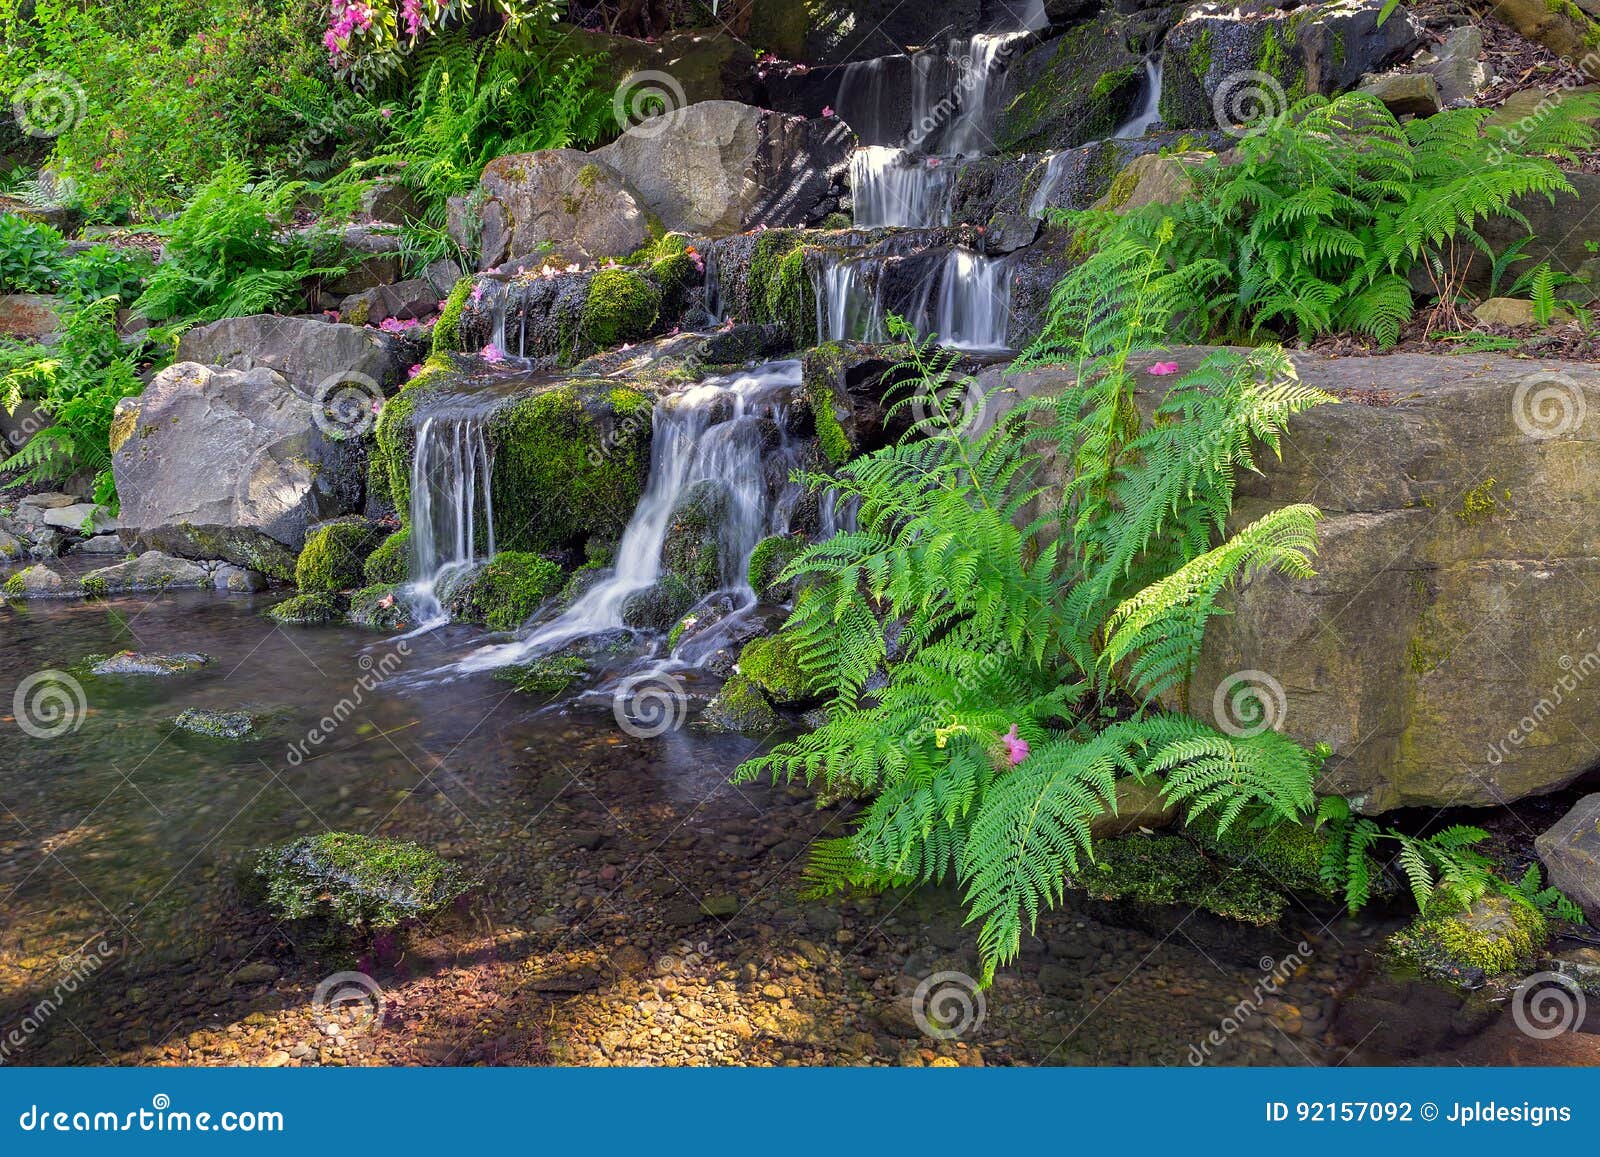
[364,526,411,585]
[737,633,818,705]
[89,650,212,676]
[489,382,653,554]
[748,533,805,602]
[494,654,588,696]
[449,551,563,630]
[661,478,729,597]
[433,276,476,354]
[371,354,458,515]
[267,591,346,625]
[255,832,471,929]
[1076,834,1289,925]
[996,18,1145,153]
[745,230,818,345]
[1188,815,1341,900]
[1387,895,1548,989]
[580,267,661,352]
[621,575,696,631]
[346,583,410,630]
[173,708,255,741]
[702,673,781,733]
[295,519,385,593]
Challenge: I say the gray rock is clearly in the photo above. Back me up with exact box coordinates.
[81,551,211,595]
[1422,26,1492,104]
[1536,794,1600,923]
[71,535,126,555]
[0,293,62,338]
[1,563,76,599]
[90,651,211,676]
[321,224,405,295]
[360,182,424,226]
[338,278,439,327]
[213,564,269,593]
[1359,71,1443,117]
[422,258,464,297]
[16,492,77,510]
[111,363,367,580]
[995,17,1145,153]
[0,527,21,560]
[475,149,652,270]
[593,101,857,236]
[40,502,113,533]
[176,315,410,396]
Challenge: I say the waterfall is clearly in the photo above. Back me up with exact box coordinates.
[406,414,497,624]
[1028,57,1166,219]
[934,249,1012,350]
[942,31,1033,156]
[1114,57,1163,140]
[1029,152,1070,217]
[849,146,950,229]
[456,361,806,672]
[816,255,889,343]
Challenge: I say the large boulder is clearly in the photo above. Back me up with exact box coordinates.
[0,294,61,338]
[991,348,1600,813]
[111,363,368,579]
[473,150,652,271]
[176,315,411,397]
[592,101,857,236]
[1160,0,1425,130]
[1536,794,1600,923]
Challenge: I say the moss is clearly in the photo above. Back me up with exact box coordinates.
[667,612,697,649]
[702,673,781,733]
[255,832,470,929]
[366,454,393,511]
[494,654,587,696]
[267,591,345,625]
[433,276,476,354]
[1388,896,1548,987]
[450,551,563,630]
[745,230,817,343]
[490,382,652,554]
[173,708,255,740]
[296,519,384,593]
[2,571,25,599]
[820,212,851,230]
[80,574,109,599]
[343,296,372,327]
[346,583,410,630]
[803,370,852,466]
[748,533,805,601]
[621,575,695,630]
[1091,64,1138,101]
[1104,162,1142,210]
[737,633,818,705]
[1076,835,1288,925]
[364,526,411,585]
[371,353,454,517]
[1189,816,1339,899]
[580,268,661,352]
[661,478,727,597]
[1456,477,1504,525]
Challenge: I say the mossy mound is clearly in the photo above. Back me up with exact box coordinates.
[433,276,476,354]
[746,230,818,345]
[748,533,805,602]
[661,478,729,597]
[255,832,471,929]
[364,526,411,585]
[702,674,780,733]
[489,382,653,554]
[449,551,563,630]
[1076,834,1289,925]
[621,575,695,631]
[173,708,255,741]
[1387,895,1549,989]
[494,655,588,696]
[580,268,662,352]
[296,519,385,593]
[267,592,346,626]
[995,19,1144,152]
[346,583,410,630]
[737,633,818,705]
[1188,815,1342,900]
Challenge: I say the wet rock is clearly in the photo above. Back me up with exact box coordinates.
[91,651,212,676]
[701,674,781,733]
[661,478,730,598]
[346,584,410,631]
[1,563,77,599]
[995,16,1145,152]
[1536,794,1600,923]
[173,708,255,741]
[266,592,345,626]
[72,535,126,556]
[254,832,471,929]
[474,150,652,270]
[213,564,269,593]
[621,576,696,631]
[80,551,211,596]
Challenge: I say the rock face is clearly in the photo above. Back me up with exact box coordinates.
[994,348,1600,813]
[995,19,1145,153]
[0,293,61,338]
[1161,0,1425,130]
[1536,794,1600,922]
[176,316,411,395]
[112,363,368,578]
[593,101,857,236]
[474,150,652,270]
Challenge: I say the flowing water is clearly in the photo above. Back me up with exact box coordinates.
[1028,56,1166,218]
[406,412,497,625]
[934,249,1013,350]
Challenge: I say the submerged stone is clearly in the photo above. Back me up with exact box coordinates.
[494,655,588,696]
[91,650,212,676]
[1075,834,1288,925]
[173,708,255,741]
[701,674,781,733]
[255,831,471,929]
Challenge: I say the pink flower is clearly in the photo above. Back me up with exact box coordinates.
[407,363,424,378]
[401,0,423,37]
[1001,724,1030,766]
[378,107,393,120]
[821,105,835,118]
[323,309,341,323]
[1147,361,1181,376]
[470,282,484,303]
[481,343,505,363]
[926,157,942,168]
[379,317,418,333]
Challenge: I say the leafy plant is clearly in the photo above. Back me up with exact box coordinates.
[56,244,155,305]
[737,231,1334,981]
[0,214,66,293]
[131,158,347,324]
[1050,92,1600,348]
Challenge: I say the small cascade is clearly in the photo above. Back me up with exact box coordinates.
[849,146,951,229]
[834,56,907,147]
[1028,152,1072,217]
[1114,57,1163,140]
[942,31,1033,156]
[406,413,497,624]
[933,249,1012,350]
[816,255,889,343]
[457,362,806,673]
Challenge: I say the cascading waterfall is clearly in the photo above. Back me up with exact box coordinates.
[848,146,951,229]
[1028,56,1166,218]
[456,362,806,673]
[934,249,1012,350]
[406,413,497,625]
[816,256,889,343]
[942,31,1033,156]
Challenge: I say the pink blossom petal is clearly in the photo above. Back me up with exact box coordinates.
[1147,361,1181,376]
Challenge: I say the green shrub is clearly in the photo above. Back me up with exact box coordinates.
[0,215,65,293]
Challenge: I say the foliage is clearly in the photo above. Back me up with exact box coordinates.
[0,215,66,293]
[737,235,1334,982]
[320,0,563,88]
[1045,92,1600,348]
[131,159,348,324]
